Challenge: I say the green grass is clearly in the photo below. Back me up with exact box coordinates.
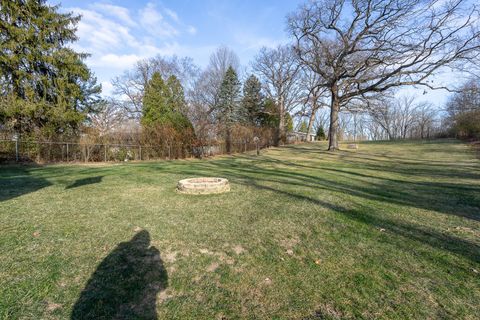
[1,139,479,319]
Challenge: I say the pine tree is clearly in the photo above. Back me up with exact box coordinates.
[217,66,241,153]
[142,72,193,132]
[316,126,326,140]
[241,75,263,126]
[142,72,168,126]
[0,0,101,134]
[165,75,193,132]
[260,99,293,134]
[285,113,294,133]
[299,120,308,133]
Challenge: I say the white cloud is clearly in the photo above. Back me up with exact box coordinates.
[100,81,114,97]
[91,3,137,27]
[139,2,179,38]
[90,53,142,69]
[72,8,139,53]
[164,8,179,22]
[63,2,205,96]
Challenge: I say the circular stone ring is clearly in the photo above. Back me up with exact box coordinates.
[177,177,230,194]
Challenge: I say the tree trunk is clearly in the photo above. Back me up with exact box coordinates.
[328,94,340,151]
[226,125,232,154]
[275,97,286,147]
[306,100,317,142]
[279,109,285,145]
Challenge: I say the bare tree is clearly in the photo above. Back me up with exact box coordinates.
[414,102,438,139]
[369,97,410,140]
[89,100,126,136]
[444,78,480,138]
[252,45,302,145]
[314,107,330,135]
[298,65,329,138]
[365,118,387,140]
[446,78,480,119]
[396,95,417,139]
[112,55,199,117]
[192,46,240,113]
[368,95,441,139]
[288,0,480,150]
[189,46,240,142]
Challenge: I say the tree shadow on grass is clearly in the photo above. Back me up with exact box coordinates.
[71,230,167,320]
[154,156,480,264]
[66,176,103,189]
[245,179,480,265]
[167,155,480,222]
[0,166,52,202]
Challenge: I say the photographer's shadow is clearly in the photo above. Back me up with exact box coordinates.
[71,230,167,319]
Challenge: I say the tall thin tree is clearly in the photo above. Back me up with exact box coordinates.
[252,45,302,145]
[217,66,241,153]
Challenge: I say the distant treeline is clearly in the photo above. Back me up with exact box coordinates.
[1,0,479,156]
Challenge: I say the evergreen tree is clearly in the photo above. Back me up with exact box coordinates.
[260,99,293,133]
[299,120,308,133]
[316,126,326,140]
[142,72,168,126]
[0,0,101,134]
[142,72,193,132]
[241,75,263,126]
[285,113,294,133]
[217,66,241,153]
[165,75,194,132]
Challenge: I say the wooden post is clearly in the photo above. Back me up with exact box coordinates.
[253,136,260,156]
[15,139,19,162]
[104,144,107,162]
[139,145,142,161]
[66,143,69,162]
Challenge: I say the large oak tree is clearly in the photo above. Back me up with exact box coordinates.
[288,0,480,150]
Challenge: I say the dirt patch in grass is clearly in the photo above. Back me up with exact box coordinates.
[206,262,220,272]
[232,245,245,255]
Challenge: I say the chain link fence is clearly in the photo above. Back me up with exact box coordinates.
[0,137,271,163]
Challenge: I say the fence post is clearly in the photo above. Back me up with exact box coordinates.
[139,145,142,161]
[66,143,69,162]
[104,144,107,162]
[254,136,260,156]
[15,139,19,162]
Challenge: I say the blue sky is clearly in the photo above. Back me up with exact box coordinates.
[51,0,454,106]
[52,0,304,96]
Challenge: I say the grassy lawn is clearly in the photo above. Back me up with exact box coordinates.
[1,140,479,319]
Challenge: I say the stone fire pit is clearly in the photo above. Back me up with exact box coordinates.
[177,177,230,194]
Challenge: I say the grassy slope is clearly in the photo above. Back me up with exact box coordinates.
[0,140,479,319]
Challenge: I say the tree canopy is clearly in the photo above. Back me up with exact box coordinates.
[142,72,193,132]
[216,66,242,153]
[0,0,101,134]
[241,75,264,126]
[288,0,480,150]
